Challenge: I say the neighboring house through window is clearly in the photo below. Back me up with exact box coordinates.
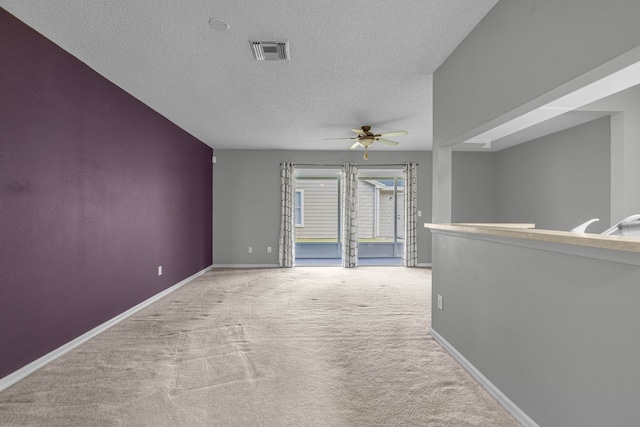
[295,190,304,226]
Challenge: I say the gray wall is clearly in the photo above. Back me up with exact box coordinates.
[580,84,640,219]
[451,116,611,232]
[451,152,497,223]
[495,116,611,232]
[434,0,640,146]
[212,150,432,265]
[430,3,640,425]
[431,231,640,426]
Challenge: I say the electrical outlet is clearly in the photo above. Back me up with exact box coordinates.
[267,246,272,253]
[437,294,443,310]
[248,247,253,253]
[158,266,163,276]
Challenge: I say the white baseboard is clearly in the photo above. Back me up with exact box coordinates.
[430,328,538,427]
[417,263,432,268]
[0,265,214,393]
[212,264,280,268]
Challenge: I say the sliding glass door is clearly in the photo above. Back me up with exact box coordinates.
[293,167,405,267]
[294,169,342,265]
[357,169,404,265]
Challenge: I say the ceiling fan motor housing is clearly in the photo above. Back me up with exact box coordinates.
[322,125,407,159]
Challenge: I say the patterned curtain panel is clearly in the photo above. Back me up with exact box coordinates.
[403,163,418,267]
[341,163,359,268]
[278,162,296,267]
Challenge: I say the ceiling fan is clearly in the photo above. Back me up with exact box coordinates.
[322,125,408,160]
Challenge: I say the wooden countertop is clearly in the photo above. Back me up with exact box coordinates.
[424,223,640,253]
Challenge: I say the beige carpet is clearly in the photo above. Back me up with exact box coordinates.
[0,267,518,426]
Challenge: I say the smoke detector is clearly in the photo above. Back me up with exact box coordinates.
[250,41,290,61]
[208,17,229,31]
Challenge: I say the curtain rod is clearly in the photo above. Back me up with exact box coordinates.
[280,163,417,167]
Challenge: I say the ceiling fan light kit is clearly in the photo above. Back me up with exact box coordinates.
[322,125,408,160]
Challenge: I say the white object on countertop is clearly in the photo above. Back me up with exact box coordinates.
[571,218,600,233]
[602,214,640,235]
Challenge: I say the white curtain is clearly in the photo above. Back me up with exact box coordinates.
[278,162,296,267]
[341,163,359,268]
[403,163,418,267]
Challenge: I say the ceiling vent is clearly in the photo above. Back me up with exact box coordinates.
[250,41,290,61]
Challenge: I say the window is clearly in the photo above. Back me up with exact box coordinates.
[295,190,304,226]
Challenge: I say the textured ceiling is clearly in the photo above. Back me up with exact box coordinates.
[0,0,499,152]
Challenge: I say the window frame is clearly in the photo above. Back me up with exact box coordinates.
[294,189,304,227]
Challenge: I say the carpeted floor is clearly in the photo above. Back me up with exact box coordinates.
[0,267,518,426]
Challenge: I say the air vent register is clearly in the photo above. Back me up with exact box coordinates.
[250,41,290,61]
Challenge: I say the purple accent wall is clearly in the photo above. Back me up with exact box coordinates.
[0,9,213,379]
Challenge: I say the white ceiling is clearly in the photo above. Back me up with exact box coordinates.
[0,0,499,152]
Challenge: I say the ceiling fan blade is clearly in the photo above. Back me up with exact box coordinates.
[348,141,362,150]
[377,138,399,146]
[322,137,356,140]
[350,128,366,136]
[378,131,408,138]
